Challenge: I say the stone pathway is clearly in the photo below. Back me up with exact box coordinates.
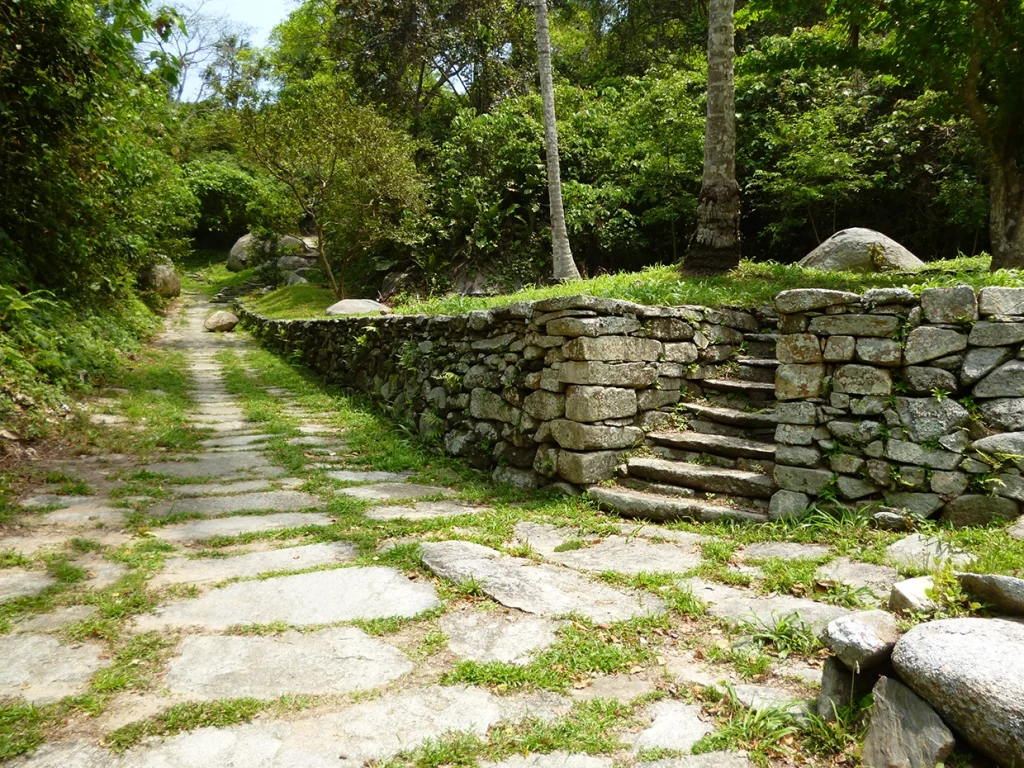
[0,294,1002,766]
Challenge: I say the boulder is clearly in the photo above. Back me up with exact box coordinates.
[325,299,391,316]
[204,311,238,333]
[861,677,955,768]
[228,233,313,272]
[889,577,938,614]
[139,257,181,297]
[798,228,925,273]
[892,618,1024,766]
[956,573,1024,616]
[819,610,900,673]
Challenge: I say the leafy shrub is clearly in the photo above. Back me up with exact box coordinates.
[184,156,264,246]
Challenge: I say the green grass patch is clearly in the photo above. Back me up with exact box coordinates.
[244,284,338,320]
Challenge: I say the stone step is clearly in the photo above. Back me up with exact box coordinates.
[627,457,776,498]
[741,335,778,359]
[619,477,769,510]
[650,445,774,475]
[588,485,769,524]
[700,378,777,399]
[735,356,780,368]
[648,431,776,460]
[678,402,777,429]
[737,364,777,384]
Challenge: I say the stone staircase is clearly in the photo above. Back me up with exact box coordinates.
[589,326,781,524]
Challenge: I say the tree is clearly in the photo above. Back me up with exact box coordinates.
[533,0,581,281]
[682,0,740,274]
[241,76,423,299]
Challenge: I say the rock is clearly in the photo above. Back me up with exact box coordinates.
[808,314,901,337]
[864,287,916,306]
[558,361,657,388]
[284,272,308,286]
[572,675,655,702]
[823,335,856,361]
[13,605,98,632]
[776,334,823,364]
[148,490,322,518]
[861,677,955,768]
[164,627,412,699]
[337,482,457,501]
[979,287,1024,316]
[439,610,563,664]
[631,700,713,753]
[227,233,255,271]
[488,754,614,768]
[889,577,938,614]
[941,495,1019,527]
[774,465,834,495]
[817,656,871,720]
[1010,517,1024,539]
[775,364,825,399]
[550,421,642,451]
[956,573,1024,616]
[325,299,390,316]
[855,338,902,366]
[738,541,830,560]
[962,348,1013,386]
[0,634,110,703]
[979,398,1024,431]
[798,228,925,273]
[0,570,56,602]
[228,233,312,271]
[523,390,565,421]
[557,450,621,485]
[833,365,892,396]
[904,327,968,365]
[204,311,239,332]
[150,543,357,587]
[774,289,862,314]
[768,490,812,520]
[564,386,637,422]
[892,618,1024,766]
[819,610,899,672]
[139,258,181,298]
[639,756,753,768]
[894,398,970,442]
[365,500,489,521]
[492,466,542,490]
[886,534,975,571]
[136,567,440,631]
[420,540,665,623]
[730,684,812,718]
[884,441,962,471]
[562,336,661,361]
[921,285,978,323]
[546,316,640,337]
[815,558,898,598]
[971,431,1024,465]
[902,366,959,396]
[153,512,333,542]
[968,322,1024,347]
[974,360,1024,398]
[326,469,412,483]
[683,578,850,632]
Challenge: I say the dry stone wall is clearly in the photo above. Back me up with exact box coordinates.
[771,286,1024,527]
[238,296,761,490]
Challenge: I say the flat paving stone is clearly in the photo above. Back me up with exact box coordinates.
[439,610,563,664]
[199,434,270,448]
[421,540,666,623]
[150,542,357,587]
[0,634,110,703]
[152,512,334,542]
[79,558,128,589]
[136,566,440,631]
[145,452,285,479]
[0,570,56,602]
[731,684,812,718]
[36,504,125,527]
[631,700,713,753]
[570,674,655,702]
[19,494,94,509]
[288,436,345,447]
[169,479,299,497]
[164,627,412,699]
[682,578,851,632]
[814,557,898,598]
[149,491,322,518]
[516,522,703,574]
[326,469,413,483]
[737,542,830,561]
[366,500,491,521]
[14,605,99,632]
[886,533,976,571]
[0,530,131,555]
[640,756,754,768]
[663,650,726,688]
[338,482,458,501]
[486,753,613,768]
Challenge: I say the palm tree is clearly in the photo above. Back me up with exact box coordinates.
[683,0,741,275]
[532,0,581,281]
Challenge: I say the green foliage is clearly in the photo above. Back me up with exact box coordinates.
[183,156,266,246]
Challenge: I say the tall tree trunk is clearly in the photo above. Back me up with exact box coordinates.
[533,0,581,282]
[314,221,342,299]
[683,0,741,275]
[989,151,1024,270]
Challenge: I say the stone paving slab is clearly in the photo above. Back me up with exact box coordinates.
[737,542,830,561]
[439,609,563,664]
[199,434,270,448]
[516,522,703,575]
[79,558,128,590]
[135,566,440,631]
[19,494,95,509]
[164,627,413,699]
[0,530,132,556]
[168,479,302,497]
[570,674,655,702]
[150,542,357,587]
[326,469,413,483]
[631,700,713,753]
[13,605,99,632]
[640,754,754,768]
[0,634,110,703]
[366,500,491,521]
[0,570,56,602]
[152,512,334,543]
[144,452,285,479]
[731,684,812,718]
[149,491,322,518]
[36,504,125,527]
[486,753,614,768]
[814,557,898,598]
[682,578,851,631]
[338,482,457,501]
[421,540,666,623]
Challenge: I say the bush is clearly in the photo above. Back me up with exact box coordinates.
[184,156,264,246]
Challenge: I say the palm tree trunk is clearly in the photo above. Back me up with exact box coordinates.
[533,0,581,282]
[683,0,741,275]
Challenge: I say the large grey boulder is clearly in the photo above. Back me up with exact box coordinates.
[891,618,1024,766]
[228,233,312,272]
[139,256,181,298]
[799,228,925,273]
[819,610,899,672]
[861,677,955,768]
[203,311,238,332]
[325,299,391,316]
[956,573,1024,616]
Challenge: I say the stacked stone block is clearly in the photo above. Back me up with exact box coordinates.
[239,295,759,490]
[771,286,1024,528]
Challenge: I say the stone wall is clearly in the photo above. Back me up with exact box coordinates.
[238,296,761,490]
[771,286,1024,526]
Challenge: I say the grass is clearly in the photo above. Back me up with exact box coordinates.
[244,284,338,319]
